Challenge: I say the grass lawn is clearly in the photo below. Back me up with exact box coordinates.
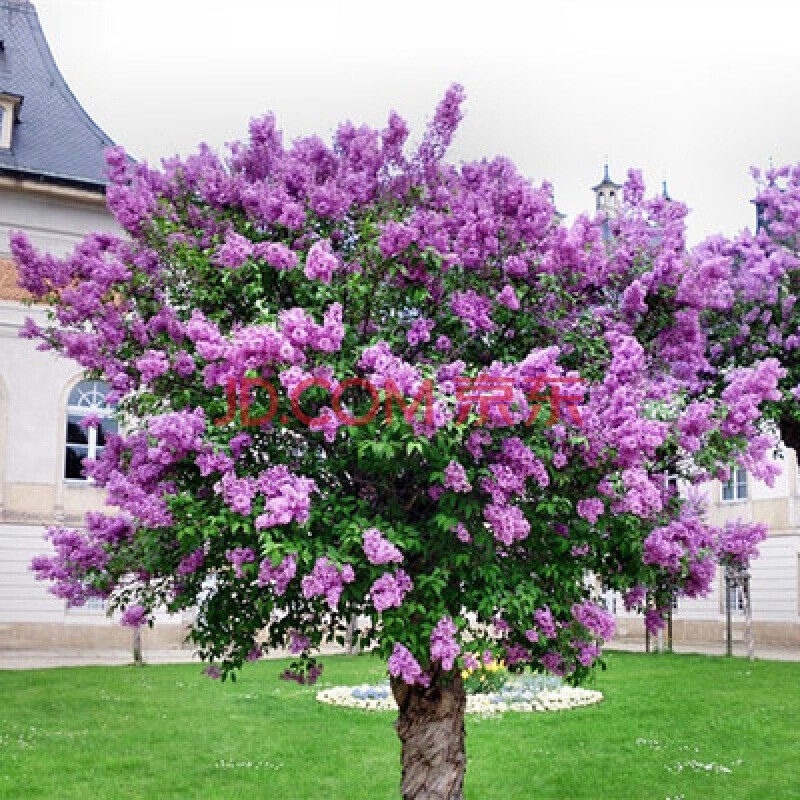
[0,651,798,799]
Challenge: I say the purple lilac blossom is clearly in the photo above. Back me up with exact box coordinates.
[370,570,413,612]
[571,601,616,641]
[225,547,256,579]
[362,528,403,565]
[443,460,471,493]
[304,239,339,284]
[288,630,311,654]
[257,553,297,596]
[534,607,557,639]
[388,643,429,687]
[301,557,355,610]
[120,604,148,628]
[430,616,461,671]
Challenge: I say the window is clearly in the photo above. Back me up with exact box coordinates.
[721,467,748,502]
[726,584,745,613]
[64,380,116,481]
[68,596,108,614]
[602,591,617,615]
[0,93,21,149]
[719,566,747,614]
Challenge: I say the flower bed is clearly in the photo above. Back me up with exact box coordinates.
[316,676,603,714]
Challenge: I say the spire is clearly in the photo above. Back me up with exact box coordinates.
[661,179,671,202]
[591,161,621,224]
[0,0,116,190]
[591,163,621,192]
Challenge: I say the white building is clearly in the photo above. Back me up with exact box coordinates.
[0,0,186,653]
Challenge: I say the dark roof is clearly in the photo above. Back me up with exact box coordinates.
[591,163,621,192]
[0,0,114,192]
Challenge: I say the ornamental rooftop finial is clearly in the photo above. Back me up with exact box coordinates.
[592,162,621,192]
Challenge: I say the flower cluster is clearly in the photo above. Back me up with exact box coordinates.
[407,317,435,346]
[715,520,768,569]
[120,604,149,628]
[570,601,616,641]
[442,461,471,493]
[225,547,256,579]
[304,239,340,284]
[388,644,429,687]
[483,502,530,545]
[370,570,413,612]
[362,528,403,565]
[257,554,297,596]
[430,617,460,671]
[301,558,355,610]
[30,527,111,607]
[534,607,557,639]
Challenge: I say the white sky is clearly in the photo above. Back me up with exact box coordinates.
[34,0,800,242]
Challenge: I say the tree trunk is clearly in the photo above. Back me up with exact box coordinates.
[391,672,467,800]
[344,614,358,655]
[132,628,143,666]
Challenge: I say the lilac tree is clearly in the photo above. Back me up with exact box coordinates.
[674,164,800,456]
[17,87,773,798]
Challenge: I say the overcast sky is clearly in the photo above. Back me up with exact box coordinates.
[34,0,800,243]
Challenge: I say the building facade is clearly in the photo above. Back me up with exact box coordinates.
[0,0,186,652]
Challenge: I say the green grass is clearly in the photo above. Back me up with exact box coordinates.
[1,652,798,799]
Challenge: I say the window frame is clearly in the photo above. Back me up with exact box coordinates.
[66,595,109,616]
[0,93,22,149]
[63,379,115,484]
[718,567,746,615]
[721,466,748,503]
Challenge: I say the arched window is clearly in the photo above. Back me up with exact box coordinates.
[64,380,116,481]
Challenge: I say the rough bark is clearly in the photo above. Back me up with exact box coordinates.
[391,672,467,800]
